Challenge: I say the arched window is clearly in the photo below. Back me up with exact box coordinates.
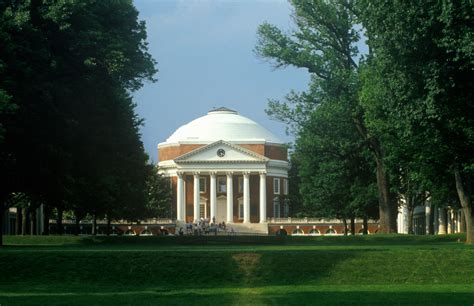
[309,228,321,236]
[124,229,136,236]
[140,229,153,236]
[292,228,304,235]
[325,228,337,235]
[273,197,280,218]
[110,229,122,236]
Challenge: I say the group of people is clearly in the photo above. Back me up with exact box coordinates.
[178,217,234,236]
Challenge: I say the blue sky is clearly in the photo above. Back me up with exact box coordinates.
[132,0,310,161]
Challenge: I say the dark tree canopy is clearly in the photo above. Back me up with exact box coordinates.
[0,0,167,245]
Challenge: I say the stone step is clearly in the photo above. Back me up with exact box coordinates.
[227,222,268,235]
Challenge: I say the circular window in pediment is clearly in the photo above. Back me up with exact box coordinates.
[217,148,225,157]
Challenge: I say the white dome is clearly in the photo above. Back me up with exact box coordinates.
[162,107,283,145]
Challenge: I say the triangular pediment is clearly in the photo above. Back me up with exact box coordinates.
[174,140,268,163]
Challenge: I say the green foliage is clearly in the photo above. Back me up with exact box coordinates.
[145,165,172,218]
[256,0,378,221]
[0,0,164,238]
[358,0,474,239]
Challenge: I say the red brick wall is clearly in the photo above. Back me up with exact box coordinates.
[158,144,205,161]
[158,143,287,162]
[265,145,287,161]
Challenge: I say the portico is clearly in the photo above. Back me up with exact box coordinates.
[157,108,289,226]
[175,169,267,223]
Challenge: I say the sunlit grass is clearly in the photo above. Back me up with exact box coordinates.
[0,234,472,305]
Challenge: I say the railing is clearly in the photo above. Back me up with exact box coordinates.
[49,218,174,225]
[266,217,378,224]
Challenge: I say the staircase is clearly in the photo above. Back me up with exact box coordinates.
[175,220,186,232]
[227,222,268,235]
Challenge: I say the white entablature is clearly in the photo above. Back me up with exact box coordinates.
[175,140,268,163]
[158,140,288,177]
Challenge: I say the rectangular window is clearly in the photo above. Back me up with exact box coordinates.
[238,177,243,193]
[284,199,289,217]
[199,177,206,193]
[200,202,206,219]
[273,178,280,195]
[283,179,289,195]
[273,198,280,218]
[238,199,244,220]
[218,176,226,193]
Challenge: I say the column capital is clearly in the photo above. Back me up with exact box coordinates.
[209,171,217,177]
[177,171,184,177]
[193,171,200,176]
[243,171,250,177]
[226,171,233,177]
[259,171,267,176]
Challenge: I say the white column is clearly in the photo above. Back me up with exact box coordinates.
[447,208,452,234]
[177,172,184,221]
[259,172,267,223]
[243,172,250,223]
[226,172,233,223]
[425,205,431,235]
[193,172,200,222]
[433,207,439,234]
[210,172,217,223]
[438,208,446,235]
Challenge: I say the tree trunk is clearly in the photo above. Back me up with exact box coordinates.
[92,214,97,236]
[454,168,473,244]
[106,217,111,236]
[15,208,22,235]
[57,208,63,235]
[353,116,396,233]
[0,208,4,247]
[343,219,348,236]
[21,208,28,235]
[363,216,368,235]
[407,206,414,234]
[30,208,37,235]
[375,156,396,233]
[350,217,355,235]
[74,218,81,236]
[460,209,467,233]
[43,206,51,235]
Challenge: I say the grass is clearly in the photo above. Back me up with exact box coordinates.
[0,234,473,305]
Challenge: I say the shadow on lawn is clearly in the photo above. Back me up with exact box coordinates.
[0,249,361,289]
[1,289,473,306]
[3,233,466,249]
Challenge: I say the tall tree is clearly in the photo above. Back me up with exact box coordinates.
[359,0,474,242]
[255,0,396,232]
[0,0,158,245]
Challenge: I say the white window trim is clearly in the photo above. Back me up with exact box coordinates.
[274,178,280,195]
[283,179,289,195]
[200,201,207,219]
[238,198,244,220]
[217,176,226,193]
[273,197,280,218]
[200,177,206,193]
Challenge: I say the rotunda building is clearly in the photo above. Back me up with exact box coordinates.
[158,107,289,225]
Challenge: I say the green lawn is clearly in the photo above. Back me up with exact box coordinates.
[0,235,473,305]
